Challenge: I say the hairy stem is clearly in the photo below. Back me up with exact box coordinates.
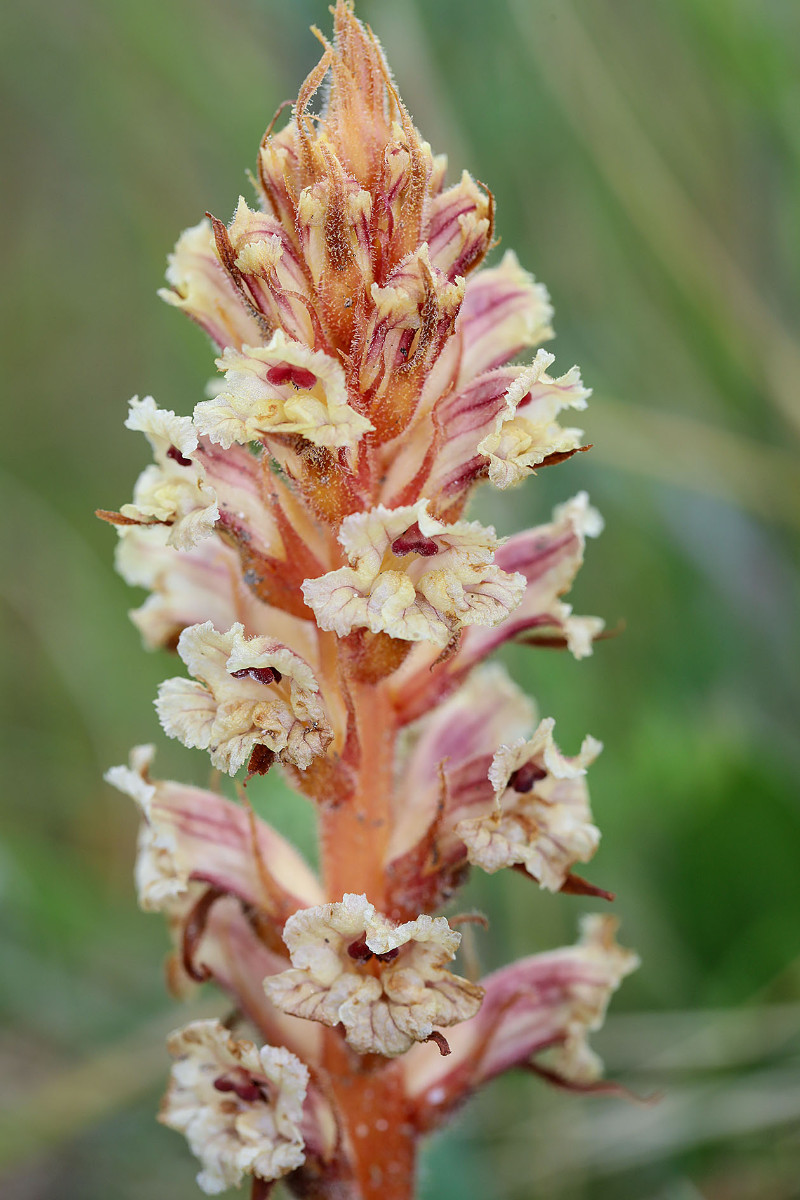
[320,675,397,907]
[322,1033,416,1200]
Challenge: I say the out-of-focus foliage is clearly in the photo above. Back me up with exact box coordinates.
[1,0,799,1197]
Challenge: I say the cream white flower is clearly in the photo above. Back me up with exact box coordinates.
[388,663,535,863]
[160,1020,308,1194]
[361,246,465,404]
[119,396,219,551]
[156,621,332,775]
[226,198,316,347]
[546,915,640,1083]
[194,329,373,451]
[477,349,590,489]
[388,493,606,726]
[263,893,484,1057]
[467,490,604,662]
[302,501,525,644]
[456,719,602,890]
[424,170,492,280]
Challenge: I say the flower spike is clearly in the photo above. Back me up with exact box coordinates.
[102,3,638,1196]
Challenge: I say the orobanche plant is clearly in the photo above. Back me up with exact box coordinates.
[101,4,638,1197]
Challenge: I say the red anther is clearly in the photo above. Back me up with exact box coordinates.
[266,362,318,390]
[166,444,193,467]
[231,666,283,685]
[508,761,548,793]
[374,947,399,963]
[391,521,440,557]
[213,1074,265,1103]
[347,933,374,962]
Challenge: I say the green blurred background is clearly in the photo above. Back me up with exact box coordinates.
[2,0,799,1196]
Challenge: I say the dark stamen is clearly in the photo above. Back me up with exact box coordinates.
[509,761,548,793]
[213,1075,264,1103]
[231,666,283,685]
[347,933,374,962]
[266,362,317,390]
[425,1031,452,1056]
[391,521,440,557]
[245,745,276,779]
[375,947,400,963]
[182,886,224,982]
[166,444,193,467]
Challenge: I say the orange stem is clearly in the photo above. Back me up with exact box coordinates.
[322,1032,416,1200]
[320,674,397,908]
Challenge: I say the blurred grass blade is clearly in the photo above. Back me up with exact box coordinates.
[0,1001,219,1174]
[587,397,800,529]
[503,1061,800,1188]
[507,0,800,441]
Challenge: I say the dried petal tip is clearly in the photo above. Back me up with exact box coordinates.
[105,744,186,912]
[302,501,525,645]
[156,621,332,775]
[263,893,483,1057]
[457,719,602,891]
[160,1019,308,1194]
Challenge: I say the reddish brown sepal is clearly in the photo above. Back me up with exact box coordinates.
[522,1060,656,1105]
[560,872,615,902]
[95,508,162,528]
[181,886,225,982]
[425,1031,452,1056]
[537,443,592,471]
[342,629,412,683]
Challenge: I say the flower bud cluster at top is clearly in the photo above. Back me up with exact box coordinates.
[102,4,638,1198]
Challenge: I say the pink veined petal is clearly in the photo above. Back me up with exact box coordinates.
[387,664,535,863]
[404,915,639,1126]
[454,249,554,385]
[105,747,323,913]
[158,219,266,351]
